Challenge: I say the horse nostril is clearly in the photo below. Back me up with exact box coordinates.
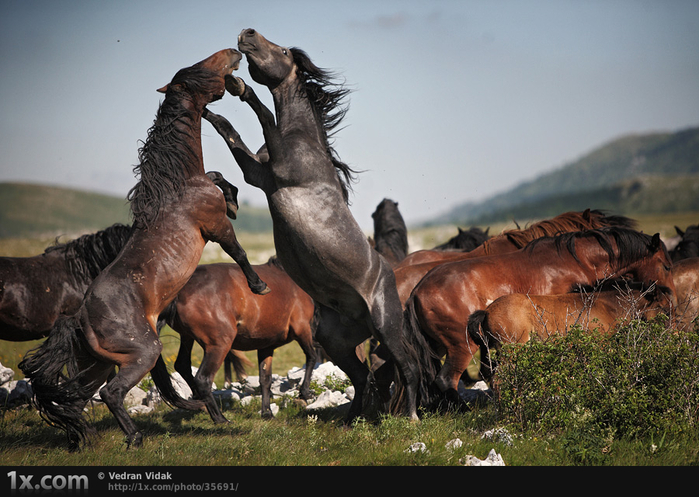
[246,28,255,36]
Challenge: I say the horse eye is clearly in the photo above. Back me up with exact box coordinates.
[282,49,288,55]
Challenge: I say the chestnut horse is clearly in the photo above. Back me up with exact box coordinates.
[0,224,132,342]
[155,256,318,422]
[20,49,269,449]
[401,226,677,409]
[394,210,637,306]
[204,29,426,422]
[468,281,673,382]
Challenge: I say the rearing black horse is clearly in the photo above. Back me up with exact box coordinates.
[204,29,426,421]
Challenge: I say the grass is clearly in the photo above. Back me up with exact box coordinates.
[2,215,699,467]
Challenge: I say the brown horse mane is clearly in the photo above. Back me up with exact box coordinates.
[290,48,359,203]
[44,224,133,283]
[481,209,637,254]
[127,65,222,228]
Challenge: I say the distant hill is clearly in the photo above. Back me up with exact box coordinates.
[0,182,273,238]
[430,126,699,226]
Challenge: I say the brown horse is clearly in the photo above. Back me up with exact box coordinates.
[468,281,672,382]
[156,256,318,422]
[671,256,699,331]
[20,49,269,449]
[0,224,132,342]
[204,29,426,422]
[393,210,637,306]
[402,226,677,409]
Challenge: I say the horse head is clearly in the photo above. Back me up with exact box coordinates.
[238,29,295,88]
[157,48,242,106]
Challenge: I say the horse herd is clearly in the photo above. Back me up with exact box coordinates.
[1,29,698,451]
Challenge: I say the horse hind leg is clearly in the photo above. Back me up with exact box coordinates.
[315,305,371,423]
[97,329,164,448]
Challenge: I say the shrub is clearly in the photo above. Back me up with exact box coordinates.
[494,319,699,440]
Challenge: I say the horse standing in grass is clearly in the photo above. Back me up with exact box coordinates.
[204,29,426,421]
[155,256,318,422]
[0,224,132,342]
[20,49,269,449]
[468,281,673,382]
[401,227,677,409]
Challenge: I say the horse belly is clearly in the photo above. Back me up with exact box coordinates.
[268,187,377,314]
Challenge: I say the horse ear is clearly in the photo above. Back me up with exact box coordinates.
[651,233,662,251]
[675,226,685,236]
[582,208,591,220]
[157,84,169,94]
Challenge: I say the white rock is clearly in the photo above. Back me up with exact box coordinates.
[405,442,430,454]
[461,449,506,466]
[305,390,350,410]
[0,362,14,386]
[446,438,463,451]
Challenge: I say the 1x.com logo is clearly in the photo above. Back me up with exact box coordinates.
[6,471,89,492]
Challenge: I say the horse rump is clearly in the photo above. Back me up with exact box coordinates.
[18,315,96,449]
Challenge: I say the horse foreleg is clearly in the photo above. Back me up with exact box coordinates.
[257,348,275,419]
[206,171,239,219]
[209,223,269,295]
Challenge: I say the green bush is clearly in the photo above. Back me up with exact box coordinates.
[494,319,699,443]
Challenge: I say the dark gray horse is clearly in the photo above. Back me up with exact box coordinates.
[204,29,431,421]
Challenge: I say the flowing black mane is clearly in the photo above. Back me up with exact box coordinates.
[127,65,220,228]
[528,226,662,269]
[45,224,132,282]
[291,48,358,203]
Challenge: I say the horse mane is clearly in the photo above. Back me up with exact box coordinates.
[291,48,358,203]
[127,65,220,228]
[529,226,659,269]
[45,224,133,282]
[372,199,409,261]
[482,209,637,254]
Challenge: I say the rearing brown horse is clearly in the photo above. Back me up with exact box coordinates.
[20,49,269,450]
[204,29,426,421]
[402,226,677,409]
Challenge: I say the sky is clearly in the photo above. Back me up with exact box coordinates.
[1,1,698,231]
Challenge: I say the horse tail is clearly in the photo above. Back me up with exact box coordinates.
[149,356,205,411]
[151,301,205,411]
[467,310,495,382]
[390,295,443,414]
[18,315,96,447]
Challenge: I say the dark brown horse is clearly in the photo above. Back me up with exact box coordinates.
[402,226,677,409]
[468,281,672,382]
[204,29,426,421]
[670,224,699,262]
[0,224,132,342]
[393,210,637,306]
[20,49,269,449]
[156,256,318,422]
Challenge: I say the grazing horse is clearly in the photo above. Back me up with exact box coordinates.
[20,49,269,450]
[393,209,637,306]
[402,226,677,408]
[204,29,426,421]
[468,281,672,382]
[0,224,132,342]
[155,256,318,422]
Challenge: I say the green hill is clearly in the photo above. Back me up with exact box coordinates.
[432,126,699,226]
[0,182,273,238]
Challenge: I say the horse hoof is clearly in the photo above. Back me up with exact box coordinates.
[225,75,246,97]
[252,283,271,295]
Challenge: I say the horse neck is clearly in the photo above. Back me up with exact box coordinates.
[271,79,326,147]
[165,96,206,179]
